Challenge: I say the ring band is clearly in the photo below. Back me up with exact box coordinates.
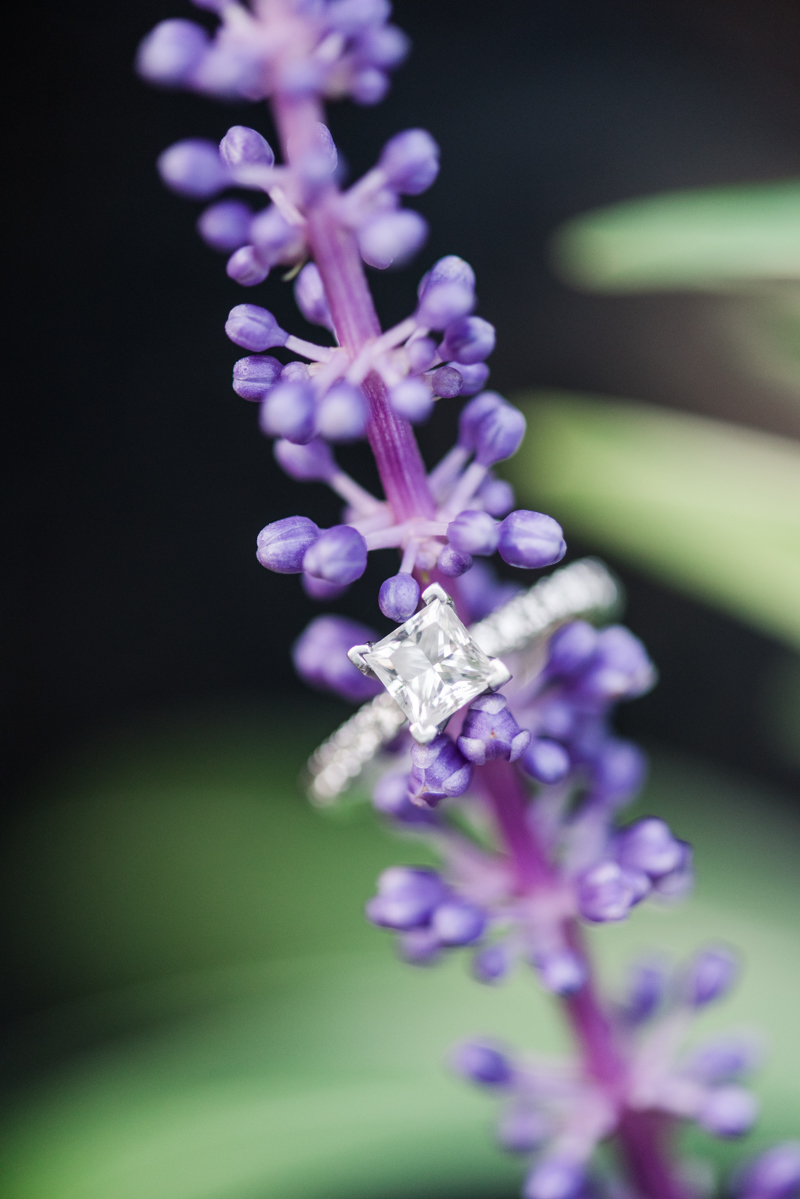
[305,557,621,805]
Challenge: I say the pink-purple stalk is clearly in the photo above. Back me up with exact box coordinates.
[137,4,798,1198]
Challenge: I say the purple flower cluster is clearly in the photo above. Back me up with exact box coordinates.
[255,376,561,595]
[137,0,408,106]
[355,615,690,995]
[140,4,784,1198]
[155,119,438,296]
[453,948,760,1199]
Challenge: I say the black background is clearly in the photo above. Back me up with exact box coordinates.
[7,0,800,813]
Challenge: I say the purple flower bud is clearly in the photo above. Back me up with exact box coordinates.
[473,941,513,984]
[416,283,474,331]
[379,572,420,622]
[419,256,476,298]
[538,698,575,741]
[219,125,275,171]
[453,361,491,396]
[616,818,684,878]
[520,737,571,784]
[535,948,586,995]
[302,573,348,601]
[431,365,463,398]
[447,510,499,557]
[547,620,598,677]
[191,46,263,100]
[440,315,496,365]
[327,0,392,36]
[350,66,389,105]
[478,477,515,517]
[373,772,436,826]
[250,207,304,264]
[226,245,270,286]
[497,1107,549,1154]
[294,262,334,330]
[698,1087,758,1138]
[590,739,648,805]
[524,1158,585,1199]
[620,959,667,1025]
[457,694,531,765]
[256,515,319,574]
[136,19,210,87]
[686,1037,760,1084]
[406,337,437,374]
[356,24,410,69]
[474,404,527,467]
[577,860,648,923]
[389,377,434,423]
[458,391,505,450]
[497,510,565,569]
[316,383,368,442]
[259,381,317,445]
[432,898,486,946]
[367,865,446,929]
[578,626,655,701]
[225,304,288,351]
[398,926,442,964]
[281,361,311,384]
[359,210,428,269]
[686,947,738,1007]
[157,138,229,198]
[296,618,383,700]
[652,841,693,900]
[451,1040,514,1087]
[408,734,473,805]
[737,1144,800,1199]
[197,199,252,251]
[458,559,522,621]
[379,129,440,195]
[232,355,282,402]
[437,545,473,578]
[303,525,368,585]
[274,438,335,482]
[293,615,381,701]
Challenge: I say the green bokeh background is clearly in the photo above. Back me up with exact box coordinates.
[1,707,798,1199]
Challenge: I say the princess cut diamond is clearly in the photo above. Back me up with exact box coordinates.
[360,589,507,744]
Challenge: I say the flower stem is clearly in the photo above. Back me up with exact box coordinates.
[479,760,684,1199]
[271,94,435,524]
[479,757,553,892]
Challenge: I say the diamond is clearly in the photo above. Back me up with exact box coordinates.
[361,593,502,743]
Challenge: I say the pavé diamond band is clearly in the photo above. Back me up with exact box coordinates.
[305,557,621,806]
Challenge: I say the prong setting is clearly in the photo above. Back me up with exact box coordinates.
[421,582,453,606]
[486,658,512,691]
[347,643,377,678]
[410,721,440,745]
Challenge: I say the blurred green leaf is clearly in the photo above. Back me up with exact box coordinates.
[1,713,799,1197]
[552,180,800,292]
[510,393,800,649]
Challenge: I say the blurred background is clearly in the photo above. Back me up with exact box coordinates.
[3,1,800,1196]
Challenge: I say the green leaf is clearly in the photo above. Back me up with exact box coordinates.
[509,392,800,648]
[552,180,800,292]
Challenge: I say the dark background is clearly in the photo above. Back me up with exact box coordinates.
[7,0,800,813]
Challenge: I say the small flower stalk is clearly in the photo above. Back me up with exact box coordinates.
[138,4,793,1198]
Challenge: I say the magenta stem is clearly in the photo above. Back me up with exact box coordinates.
[271,79,682,1199]
[479,758,553,893]
[271,94,435,524]
[616,1110,685,1199]
[477,759,683,1199]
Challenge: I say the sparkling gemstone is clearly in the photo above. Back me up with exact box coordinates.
[362,595,498,739]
